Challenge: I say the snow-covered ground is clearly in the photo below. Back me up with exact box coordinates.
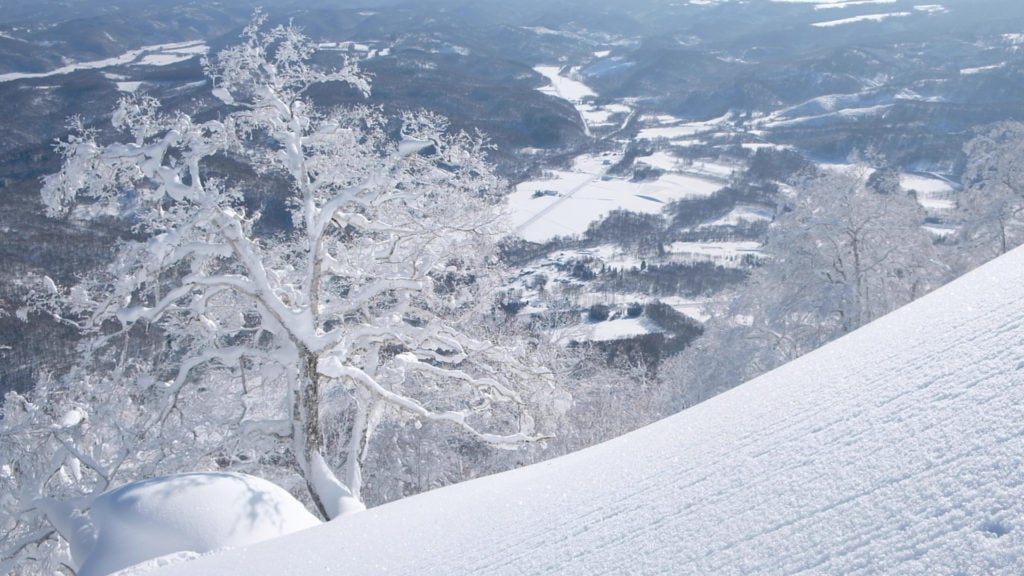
[507,153,724,243]
[763,1,945,27]
[555,316,665,343]
[636,113,733,142]
[579,102,632,129]
[962,63,1007,75]
[501,241,732,333]
[533,63,634,136]
[519,66,738,244]
[770,0,899,7]
[103,73,147,93]
[812,11,911,27]
[813,0,899,8]
[699,204,774,228]
[762,104,893,128]
[900,172,957,211]
[65,473,320,576]
[666,240,762,266]
[534,65,596,103]
[141,227,1024,576]
[0,41,208,83]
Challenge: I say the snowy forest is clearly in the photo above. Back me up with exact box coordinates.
[3,1,1024,574]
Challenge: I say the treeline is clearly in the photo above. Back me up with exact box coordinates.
[574,300,704,372]
[665,183,777,233]
[595,261,748,296]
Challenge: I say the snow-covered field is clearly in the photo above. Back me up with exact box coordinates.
[667,240,762,266]
[900,172,957,211]
[636,113,732,142]
[533,63,634,135]
[700,204,774,228]
[762,104,893,128]
[962,63,1007,75]
[520,64,740,244]
[555,316,665,343]
[0,41,208,83]
[144,243,1024,576]
[507,154,724,243]
[770,0,900,7]
[534,65,596,103]
[765,0,945,26]
[812,11,911,27]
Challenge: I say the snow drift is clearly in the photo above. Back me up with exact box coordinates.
[149,246,1024,575]
[59,473,320,576]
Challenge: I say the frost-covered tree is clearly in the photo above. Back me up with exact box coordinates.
[2,16,556,569]
[659,165,947,407]
[960,121,1024,259]
[754,166,942,338]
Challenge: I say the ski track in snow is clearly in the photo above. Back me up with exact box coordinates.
[149,249,1024,574]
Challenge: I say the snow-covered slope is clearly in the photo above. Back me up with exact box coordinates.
[72,473,320,576]
[153,247,1024,575]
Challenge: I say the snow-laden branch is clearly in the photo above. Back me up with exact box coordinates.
[395,353,524,405]
[335,278,425,315]
[206,210,321,349]
[102,130,197,202]
[113,271,262,326]
[165,242,234,265]
[0,528,57,571]
[147,346,286,430]
[318,358,547,447]
[239,419,292,439]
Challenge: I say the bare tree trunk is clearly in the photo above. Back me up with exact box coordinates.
[293,346,330,519]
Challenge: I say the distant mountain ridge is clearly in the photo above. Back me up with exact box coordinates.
[4,0,1024,394]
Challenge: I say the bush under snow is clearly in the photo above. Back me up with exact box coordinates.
[39,472,320,576]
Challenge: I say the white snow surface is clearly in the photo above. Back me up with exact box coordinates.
[900,173,957,211]
[554,316,664,343]
[507,153,723,243]
[75,472,320,576]
[0,41,208,83]
[667,240,762,266]
[771,0,898,6]
[961,63,1006,75]
[636,113,732,141]
[534,65,596,103]
[812,11,912,26]
[151,246,1024,575]
[532,64,634,136]
[814,0,898,8]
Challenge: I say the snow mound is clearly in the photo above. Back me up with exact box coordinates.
[74,472,320,576]
[155,246,1024,574]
